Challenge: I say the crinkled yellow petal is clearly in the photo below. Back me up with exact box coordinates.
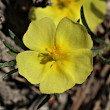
[63,49,93,84]
[84,0,106,31]
[16,51,47,84]
[23,18,56,51]
[56,18,93,51]
[29,0,105,31]
[40,61,75,94]
[29,0,82,26]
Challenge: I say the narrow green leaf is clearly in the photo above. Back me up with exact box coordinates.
[91,46,104,52]
[0,60,16,68]
[98,54,110,65]
[37,94,54,109]
[3,41,19,53]
[55,94,60,98]
[3,69,18,79]
[8,29,27,50]
[93,52,100,57]
[7,51,17,57]
[80,6,108,46]
[34,95,47,108]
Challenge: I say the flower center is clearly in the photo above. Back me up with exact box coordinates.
[38,46,62,64]
[67,0,73,3]
[51,46,62,60]
[56,0,73,9]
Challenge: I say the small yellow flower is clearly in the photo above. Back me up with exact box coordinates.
[16,17,93,94]
[29,0,106,31]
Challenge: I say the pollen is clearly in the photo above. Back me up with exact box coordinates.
[67,0,73,3]
[39,46,62,64]
[51,46,62,60]
[57,0,73,9]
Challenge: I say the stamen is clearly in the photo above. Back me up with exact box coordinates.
[67,0,73,3]
[50,46,62,60]
[57,0,73,9]
[45,48,51,53]
[38,46,62,64]
[38,53,49,57]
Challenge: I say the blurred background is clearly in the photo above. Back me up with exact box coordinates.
[0,0,110,110]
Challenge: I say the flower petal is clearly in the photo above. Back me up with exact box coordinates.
[40,61,75,94]
[29,6,71,26]
[29,0,82,26]
[63,49,93,84]
[29,0,105,32]
[56,18,93,50]
[16,51,48,84]
[23,18,56,51]
[84,0,106,31]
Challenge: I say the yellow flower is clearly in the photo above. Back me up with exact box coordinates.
[29,0,106,31]
[16,17,93,94]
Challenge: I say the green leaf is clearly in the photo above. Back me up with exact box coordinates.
[91,46,104,52]
[37,94,54,109]
[55,94,60,98]
[0,60,16,68]
[98,54,110,65]
[3,69,18,79]
[8,29,27,50]
[3,41,19,53]
[7,51,17,57]
[80,6,108,46]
